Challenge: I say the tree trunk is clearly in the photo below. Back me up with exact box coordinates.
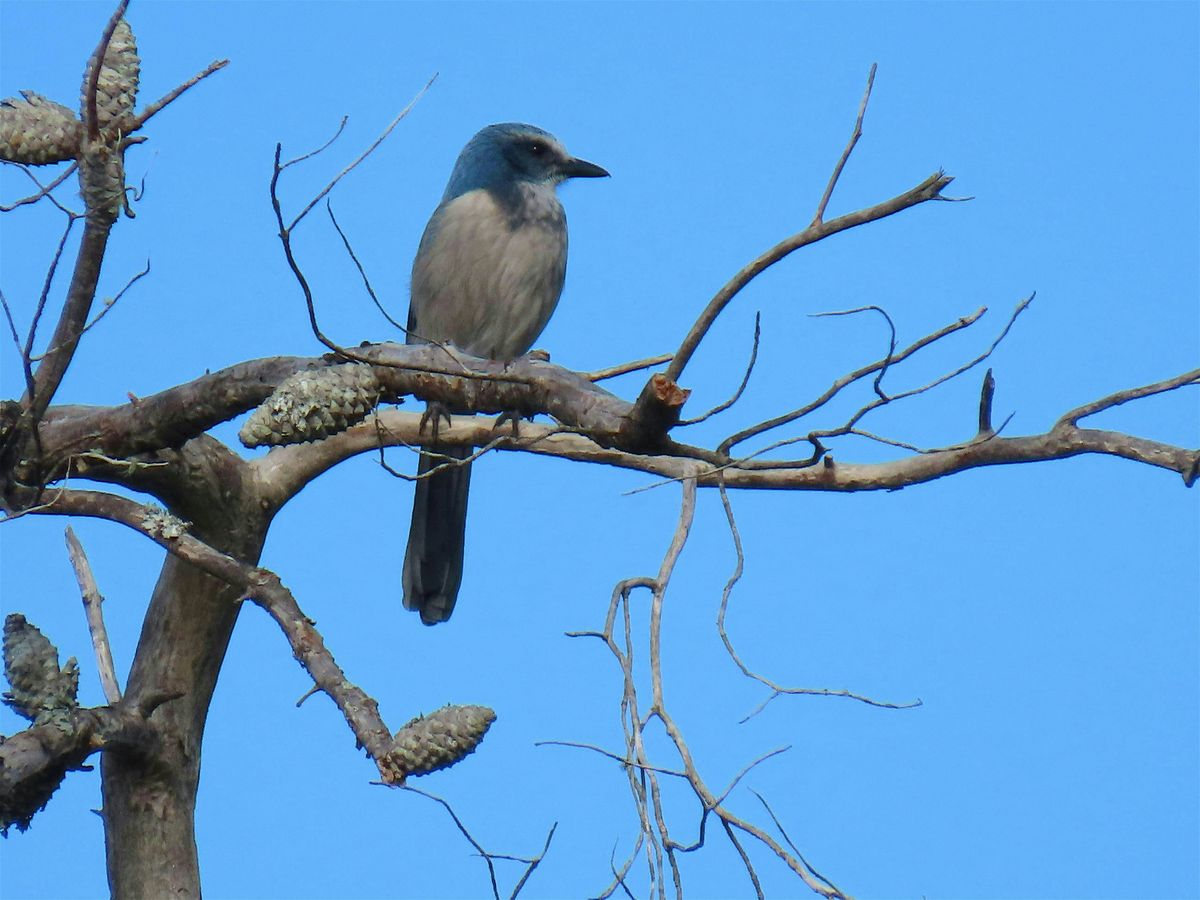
[99,443,269,898]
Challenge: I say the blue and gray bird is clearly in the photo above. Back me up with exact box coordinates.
[403,123,609,625]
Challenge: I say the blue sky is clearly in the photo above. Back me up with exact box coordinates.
[1,2,1197,898]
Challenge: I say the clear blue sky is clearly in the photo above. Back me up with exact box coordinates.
[2,2,1197,898]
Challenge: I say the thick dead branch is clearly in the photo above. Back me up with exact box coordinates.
[257,391,1198,502]
[29,489,458,785]
[623,374,692,450]
[0,701,162,835]
[64,526,122,704]
[11,335,1195,524]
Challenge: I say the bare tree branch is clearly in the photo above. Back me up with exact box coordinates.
[813,62,877,225]
[128,59,230,131]
[284,76,436,233]
[678,311,761,426]
[278,116,348,171]
[64,525,122,704]
[719,303,990,455]
[326,199,405,332]
[1058,367,1200,427]
[31,489,413,783]
[810,303,896,399]
[0,162,79,212]
[586,353,674,383]
[398,785,557,900]
[664,170,953,386]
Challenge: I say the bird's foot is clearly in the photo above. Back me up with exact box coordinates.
[492,409,531,437]
[419,401,454,443]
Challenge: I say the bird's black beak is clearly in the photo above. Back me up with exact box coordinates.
[561,156,609,179]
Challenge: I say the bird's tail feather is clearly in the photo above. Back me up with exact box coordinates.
[402,446,472,625]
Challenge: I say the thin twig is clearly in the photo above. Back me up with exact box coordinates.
[401,785,501,900]
[750,789,841,894]
[326,199,406,332]
[280,116,349,171]
[533,740,690,778]
[286,76,436,232]
[0,289,35,403]
[587,353,674,382]
[745,296,1032,462]
[271,111,515,381]
[25,218,78,373]
[400,785,555,899]
[721,819,764,900]
[848,428,925,454]
[507,821,557,899]
[604,838,640,900]
[64,526,122,703]
[742,295,1034,461]
[810,304,896,399]
[678,312,761,426]
[712,746,792,808]
[716,483,920,718]
[720,304,987,455]
[130,59,231,130]
[813,63,877,225]
[0,162,79,212]
[71,259,150,345]
[294,685,321,707]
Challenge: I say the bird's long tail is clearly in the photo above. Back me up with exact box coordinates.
[402,445,472,625]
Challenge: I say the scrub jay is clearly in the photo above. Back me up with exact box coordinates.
[403,123,608,625]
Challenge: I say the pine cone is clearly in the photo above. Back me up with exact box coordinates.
[81,18,139,131]
[239,364,382,447]
[2,614,79,724]
[388,704,496,780]
[0,92,82,164]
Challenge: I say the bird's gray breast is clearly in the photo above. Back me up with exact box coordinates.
[409,184,568,360]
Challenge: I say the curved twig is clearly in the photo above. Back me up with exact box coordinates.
[678,312,761,426]
[83,1,131,140]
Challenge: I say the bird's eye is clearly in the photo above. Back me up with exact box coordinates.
[528,142,546,156]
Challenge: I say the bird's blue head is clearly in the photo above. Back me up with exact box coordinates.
[443,123,608,201]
